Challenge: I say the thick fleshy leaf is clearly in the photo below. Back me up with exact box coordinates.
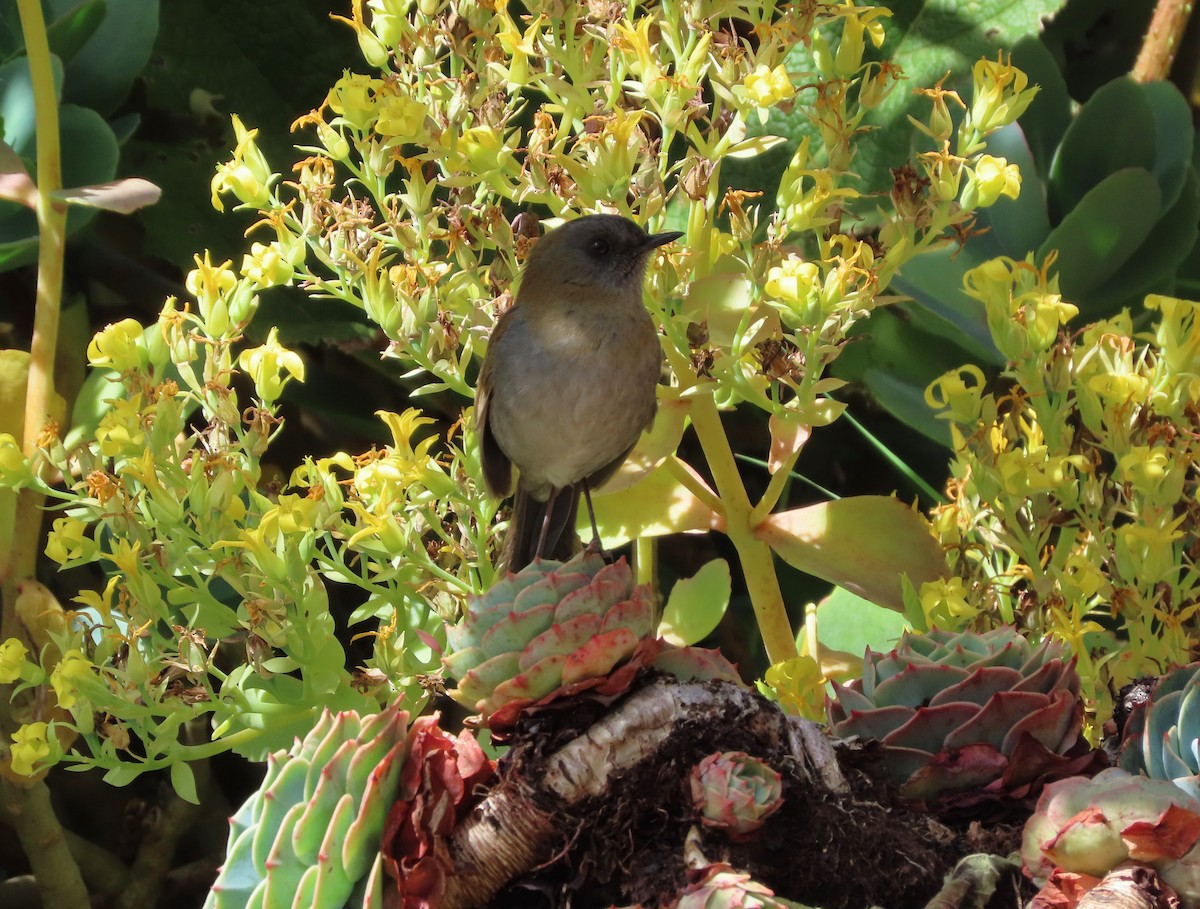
[599,589,654,640]
[1001,691,1080,755]
[490,653,567,708]
[452,652,522,706]
[1121,803,1200,862]
[561,628,640,685]
[833,704,914,742]
[943,691,1050,751]
[589,455,722,546]
[554,578,629,623]
[872,663,972,709]
[0,140,35,208]
[660,558,731,647]
[441,645,485,678]
[518,614,603,670]
[881,702,979,752]
[512,567,602,612]
[51,177,161,213]
[754,496,945,611]
[929,667,1023,707]
[479,604,556,658]
[826,681,874,722]
[900,743,1008,802]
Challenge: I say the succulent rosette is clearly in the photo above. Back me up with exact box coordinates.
[444,551,740,728]
[827,627,1101,809]
[1120,662,1200,799]
[690,751,784,840]
[1021,767,1200,906]
[675,864,812,909]
[205,702,410,909]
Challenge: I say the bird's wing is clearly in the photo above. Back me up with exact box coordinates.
[476,355,514,498]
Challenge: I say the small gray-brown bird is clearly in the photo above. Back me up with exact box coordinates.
[476,214,683,570]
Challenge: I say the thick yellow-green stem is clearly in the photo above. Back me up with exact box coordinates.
[688,394,798,665]
[0,5,87,909]
[2,0,66,622]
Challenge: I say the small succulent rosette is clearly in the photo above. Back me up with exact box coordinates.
[1120,661,1200,798]
[443,551,740,729]
[826,626,1102,810]
[690,751,784,840]
[1021,767,1200,907]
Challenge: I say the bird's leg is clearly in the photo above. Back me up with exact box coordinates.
[534,486,560,561]
[581,479,610,560]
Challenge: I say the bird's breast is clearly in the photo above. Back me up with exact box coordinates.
[485,301,660,493]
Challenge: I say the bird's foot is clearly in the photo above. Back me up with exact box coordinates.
[583,536,616,564]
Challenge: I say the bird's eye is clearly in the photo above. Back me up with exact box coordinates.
[588,238,610,257]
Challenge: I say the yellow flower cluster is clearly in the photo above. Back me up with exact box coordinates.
[928,281,1200,729]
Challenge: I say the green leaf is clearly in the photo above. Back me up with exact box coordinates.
[754,495,946,611]
[1082,166,1200,318]
[102,763,143,787]
[44,0,108,66]
[51,0,158,116]
[589,458,720,546]
[816,586,910,658]
[659,559,731,646]
[169,760,199,804]
[1038,168,1161,305]
[1008,36,1070,176]
[1048,78,1156,217]
[974,122,1051,254]
[1142,81,1194,212]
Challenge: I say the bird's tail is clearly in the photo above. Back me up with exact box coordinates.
[503,480,580,572]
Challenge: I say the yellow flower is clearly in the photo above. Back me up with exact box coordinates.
[833,4,889,76]
[741,64,795,109]
[765,255,825,326]
[965,155,1021,208]
[73,576,122,623]
[9,722,50,776]
[967,53,1039,138]
[0,638,28,684]
[331,0,390,68]
[762,655,825,721]
[374,88,428,140]
[186,251,238,336]
[210,115,273,212]
[86,319,147,372]
[918,577,979,628]
[615,17,662,86]
[50,649,94,710]
[238,327,305,404]
[95,396,146,459]
[241,241,295,289]
[0,433,31,487]
[327,72,383,132]
[45,516,97,565]
[926,365,986,425]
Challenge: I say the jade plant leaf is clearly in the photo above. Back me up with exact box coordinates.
[754,495,945,611]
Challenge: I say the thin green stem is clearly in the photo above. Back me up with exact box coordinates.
[839,409,947,506]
